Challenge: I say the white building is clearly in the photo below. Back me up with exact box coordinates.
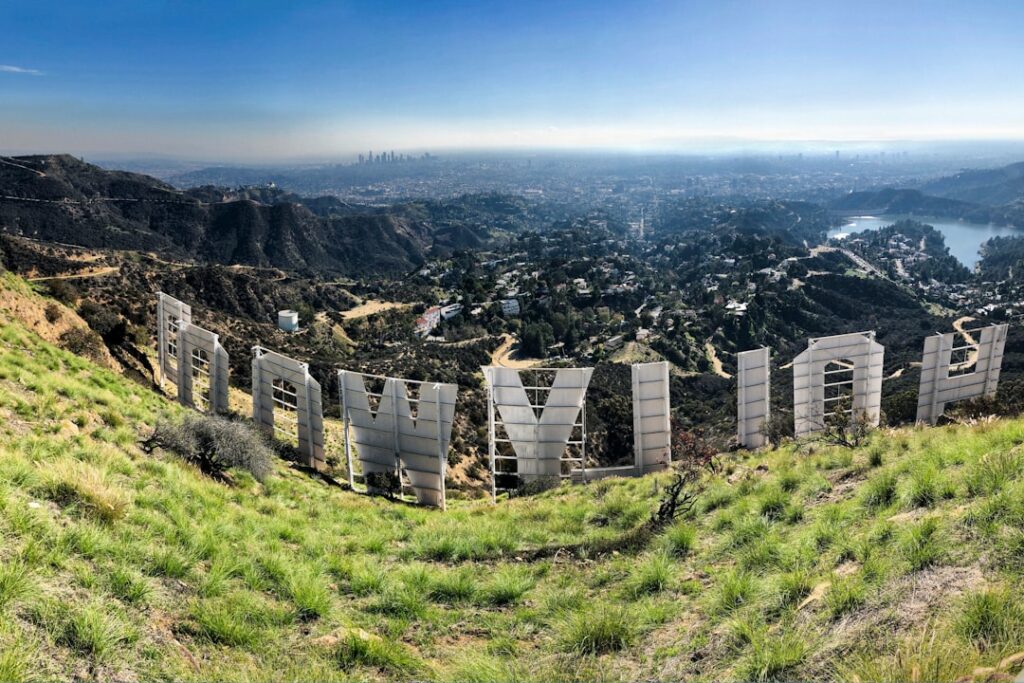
[278,310,299,332]
[440,303,464,320]
[500,299,521,316]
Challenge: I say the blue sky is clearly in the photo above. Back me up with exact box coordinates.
[2,0,1023,160]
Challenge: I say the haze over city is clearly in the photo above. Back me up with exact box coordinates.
[3,0,1024,161]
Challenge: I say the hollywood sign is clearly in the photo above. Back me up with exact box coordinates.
[736,326,1009,447]
[156,293,1009,508]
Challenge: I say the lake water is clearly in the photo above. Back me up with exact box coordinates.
[827,216,1020,267]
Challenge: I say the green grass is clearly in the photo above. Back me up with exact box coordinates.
[106,566,151,605]
[3,275,1024,680]
[335,631,422,676]
[0,560,35,611]
[824,575,867,618]
[556,604,636,654]
[714,569,757,614]
[427,566,478,603]
[955,587,1024,650]
[626,551,673,596]
[900,517,945,571]
[861,470,899,508]
[477,565,534,606]
[739,630,810,682]
[663,520,697,557]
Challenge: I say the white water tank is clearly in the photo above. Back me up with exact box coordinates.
[278,310,299,332]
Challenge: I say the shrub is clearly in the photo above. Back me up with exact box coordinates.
[651,428,720,527]
[364,470,401,499]
[58,327,106,363]
[77,301,128,345]
[556,604,635,654]
[144,414,273,483]
[44,302,62,323]
[46,280,80,306]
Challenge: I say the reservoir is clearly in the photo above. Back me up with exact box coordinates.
[827,216,1020,268]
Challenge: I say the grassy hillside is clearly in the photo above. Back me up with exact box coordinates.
[1,274,1024,681]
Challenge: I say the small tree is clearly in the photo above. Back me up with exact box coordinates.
[651,427,720,529]
[365,470,401,499]
[762,408,794,447]
[818,396,874,448]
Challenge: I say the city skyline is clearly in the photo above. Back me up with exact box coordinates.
[2,0,1024,161]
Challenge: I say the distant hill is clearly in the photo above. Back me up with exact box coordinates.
[921,161,1024,206]
[656,198,837,244]
[0,155,489,275]
[829,188,981,217]
[829,187,1024,227]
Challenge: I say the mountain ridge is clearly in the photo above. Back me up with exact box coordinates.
[0,155,484,276]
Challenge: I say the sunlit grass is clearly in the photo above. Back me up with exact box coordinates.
[3,278,1024,680]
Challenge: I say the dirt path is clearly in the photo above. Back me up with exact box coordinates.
[28,265,120,282]
[340,300,410,320]
[951,315,981,370]
[490,334,541,369]
[705,341,732,379]
[0,156,46,177]
[886,367,905,380]
[952,316,977,342]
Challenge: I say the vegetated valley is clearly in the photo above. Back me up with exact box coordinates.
[1,272,1024,681]
[3,152,1024,680]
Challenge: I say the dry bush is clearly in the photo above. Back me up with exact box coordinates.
[58,327,106,363]
[44,302,62,324]
[143,414,273,483]
[652,427,720,528]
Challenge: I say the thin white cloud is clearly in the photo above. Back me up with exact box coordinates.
[0,64,43,76]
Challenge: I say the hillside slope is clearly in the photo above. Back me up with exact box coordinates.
[1,274,1024,681]
[922,162,1024,206]
[0,155,478,276]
